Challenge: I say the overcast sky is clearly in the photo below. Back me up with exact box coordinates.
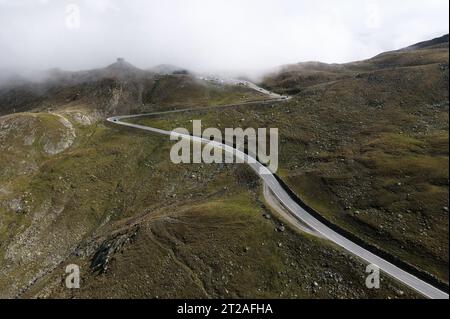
[0,0,448,75]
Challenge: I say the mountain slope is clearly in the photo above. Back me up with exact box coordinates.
[403,34,449,51]
[261,34,449,95]
[0,37,448,298]
[135,36,449,284]
[0,59,267,117]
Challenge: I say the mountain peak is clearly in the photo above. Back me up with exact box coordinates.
[107,58,140,71]
[100,58,147,80]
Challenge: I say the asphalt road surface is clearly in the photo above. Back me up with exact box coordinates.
[106,84,448,299]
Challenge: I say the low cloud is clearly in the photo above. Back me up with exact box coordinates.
[0,0,448,75]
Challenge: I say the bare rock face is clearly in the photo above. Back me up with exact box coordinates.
[43,114,76,155]
[90,226,140,275]
[0,112,76,156]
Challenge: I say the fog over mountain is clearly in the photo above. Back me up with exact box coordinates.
[0,0,449,77]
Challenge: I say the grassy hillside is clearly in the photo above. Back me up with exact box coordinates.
[0,110,416,299]
[261,35,448,95]
[132,40,449,284]
[0,38,447,298]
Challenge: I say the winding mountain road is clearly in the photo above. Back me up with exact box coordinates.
[106,84,448,300]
